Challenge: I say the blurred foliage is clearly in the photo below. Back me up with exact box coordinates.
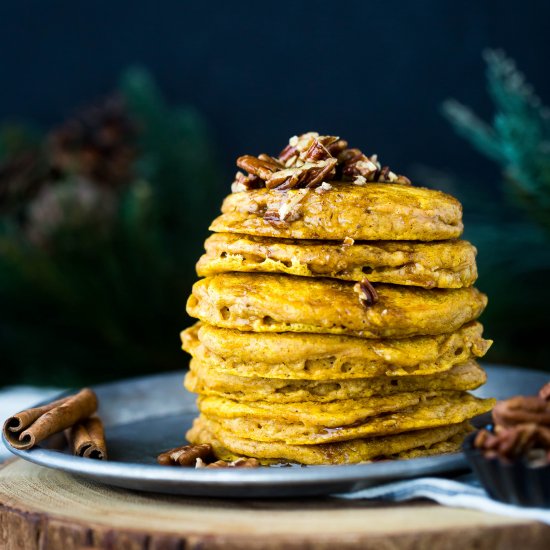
[0,69,219,386]
[441,50,550,369]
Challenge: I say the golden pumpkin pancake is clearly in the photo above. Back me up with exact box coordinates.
[197,391,469,427]
[186,273,488,338]
[184,361,487,403]
[197,233,478,289]
[203,393,494,445]
[187,416,473,465]
[211,183,463,241]
[182,322,491,380]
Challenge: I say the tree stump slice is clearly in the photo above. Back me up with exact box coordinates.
[1,459,549,550]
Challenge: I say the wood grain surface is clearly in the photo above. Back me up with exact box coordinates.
[1,458,549,549]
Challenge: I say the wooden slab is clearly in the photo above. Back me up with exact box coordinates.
[1,458,549,549]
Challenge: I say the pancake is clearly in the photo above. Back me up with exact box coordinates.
[186,273,488,338]
[202,393,494,445]
[197,233,478,289]
[198,391,468,427]
[181,322,491,380]
[187,416,473,465]
[210,183,463,241]
[184,361,487,403]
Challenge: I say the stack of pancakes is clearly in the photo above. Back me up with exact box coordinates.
[183,132,494,465]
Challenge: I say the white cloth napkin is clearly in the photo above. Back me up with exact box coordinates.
[335,475,550,524]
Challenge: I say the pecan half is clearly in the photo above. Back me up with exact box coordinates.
[474,381,550,463]
[263,208,288,227]
[204,458,260,469]
[303,139,331,162]
[266,160,336,190]
[157,444,213,466]
[353,278,379,307]
[279,144,298,163]
[231,171,263,193]
[492,395,550,428]
[325,138,348,156]
[237,155,281,180]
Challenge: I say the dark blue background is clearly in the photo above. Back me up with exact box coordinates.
[1,1,548,190]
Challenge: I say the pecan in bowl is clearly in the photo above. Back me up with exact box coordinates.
[463,382,550,507]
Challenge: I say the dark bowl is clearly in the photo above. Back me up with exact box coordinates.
[463,430,550,508]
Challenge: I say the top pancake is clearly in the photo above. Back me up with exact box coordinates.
[187,272,487,338]
[210,183,463,241]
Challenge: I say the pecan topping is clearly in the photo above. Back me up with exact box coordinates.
[263,208,288,227]
[231,132,411,191]
[304,139,331,162]
[237,155,281,180]
[315,182,332,193]
[474,381,550,464]
[196,457,261,469]
[353,278,379,307]
[157,443,213,466]
[342,236,354,247]
[231,171,263,193]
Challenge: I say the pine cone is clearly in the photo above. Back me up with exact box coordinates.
[0,149,50,214]
[49,96,137,187]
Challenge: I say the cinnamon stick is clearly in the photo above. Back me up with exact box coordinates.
[3,388,98,450]
[68,416,107,460]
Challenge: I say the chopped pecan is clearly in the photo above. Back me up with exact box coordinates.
[353,278,379,307]
[325,138,348,156]
[304,158,338,188]
[231,171,263,193]
[263,208,288,227]
[378,166,391,181]
[233,132,412,191]
[303,139,331,162]
[266,160,336,190]
[342,236,354,247]
[237,155,280,180]
[394,174,412,185]
[278,189,309,221]
[205,458,260,468]
[279,144,298,163]
[258,153,284,169]
[315,182,333,193]
[157,443,213,466]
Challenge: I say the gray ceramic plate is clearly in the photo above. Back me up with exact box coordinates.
[3,364,548,497]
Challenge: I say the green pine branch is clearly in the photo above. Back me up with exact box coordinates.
[442,49,550,231]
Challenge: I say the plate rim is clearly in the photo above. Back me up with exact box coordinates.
[3,363,547,494]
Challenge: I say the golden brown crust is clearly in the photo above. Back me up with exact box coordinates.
[197,233,478,288]
[184,360,488,403]
[186,416,473,465]
[186,273,488,338]
[200,393,495,445]
[181,322,491,380]
[211,183,463,241]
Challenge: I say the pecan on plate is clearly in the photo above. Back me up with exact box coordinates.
[157,443,213,466]
[204,458,261,469]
